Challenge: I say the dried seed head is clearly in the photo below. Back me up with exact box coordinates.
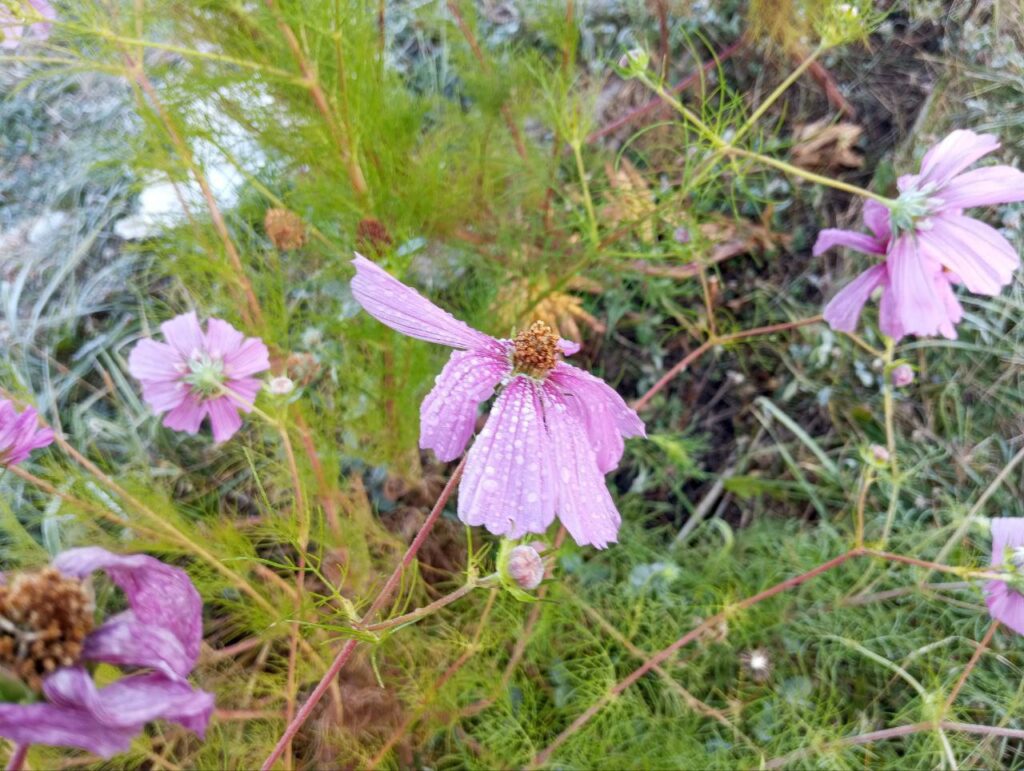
[356,218,393,256]
[505,545,545,591]
[264,208,307,251]
[0,568,94,690]
[511,321,560,378]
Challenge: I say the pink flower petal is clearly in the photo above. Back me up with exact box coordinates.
[887,236,957,338]
[0,401,54,466]
[159,312,205,358]
[558,339,581,356]
[138,379,189,414]
[350,254,498,351]
[862,199,892,242]
[223,337,270,379]
[878,284,905,341]
[127,339,183,383]
[458,377,556,539]
[918,129,1000,187]
[206,396,243,443]
[822,264,887,333]
[225,377,263,411]
[813,229,886,257]
[541,384,621,549]
[935,214,1021,279]
[919,217,1015,295]
[937,165,1024,210]
[81,614,192,681]
[44,668,214,737]
[548,362,645,473]
[986,518,1024,636]
[420,349,510,462]
[162,395,207,434]
[202,317,245,359]
[52,546,204,666]
[0,702,135,757]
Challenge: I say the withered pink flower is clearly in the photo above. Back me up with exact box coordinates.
[816,130,1023,340]
[0,0,55,49]
[350,255,645,548]
[0,547,213,757]
[0,400,53,466]
[986,519,1024,636]
[128,312,269,443]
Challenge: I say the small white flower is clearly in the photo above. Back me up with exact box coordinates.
[266,376,295,395]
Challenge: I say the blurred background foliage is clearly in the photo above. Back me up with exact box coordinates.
[2,0,1023,767]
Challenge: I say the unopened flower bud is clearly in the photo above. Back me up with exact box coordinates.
[891,364,914,388]
[672,226,690,244]
[266,376,295,395]
[618,48,650,76]
[505,544,544,591]
[870,444,890,464]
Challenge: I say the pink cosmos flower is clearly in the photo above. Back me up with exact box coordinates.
[128,312,269,443]
[815,130,1024,340]
[349,255,645,548]
[986,518,1024,636]
[0,547,213,757]
[0,400,53,466]
[0,0,55,49]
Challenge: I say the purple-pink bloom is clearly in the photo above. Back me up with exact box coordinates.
[815,130,1023,340]
[349,255,645,549]
[0,399,53,466]
[986,519,1024,636]
[0,547,213,758]
[0,0,55,49]
[128,312,270,443]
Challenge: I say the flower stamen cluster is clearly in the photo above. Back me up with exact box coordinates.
[511,321,561,378]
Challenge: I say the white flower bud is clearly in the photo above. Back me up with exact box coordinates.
[266,376,295,395]
[891,364,914,388]
[505,544,545,591]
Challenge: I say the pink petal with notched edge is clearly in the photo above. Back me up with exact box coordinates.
[823,263,887,334]
[935,214,1021,279]
[206,396,243,443]
[931,271,963,340]
[159,312,205,358]
[0,702,136,757]
[44,668,214,737]
[81,613,192,681]
[350,254,497,351]
[203,317,245,359]
[936,166,1024,210]
[162,395,206,434]
[919,218,1014,295]
[224,337,270,379]
[52,547,204,666]
[986,518,1024,636]
[458,377,556,539]
[813,229,886,257]
[420,349,510,462]
[863,199,892,242]
[548,362,645,474]
[918,130,1000,187]
[541,384,621,549]
[887,236,953,338]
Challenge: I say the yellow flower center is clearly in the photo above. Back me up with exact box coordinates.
[511,321,560,378]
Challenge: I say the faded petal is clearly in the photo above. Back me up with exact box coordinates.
[52,547,203,667]
[0,702,135,757]
[920,216,1016,295]
[823,264,887,334]
[160,312,205,358]
[420,349,510,462]
[937,165,1024,210]
[206,396,243,443]
[83,614,193,681]
[350,254,497,351]
[548,362,645,473]
[162,394,207,434]
[44,668,214,737]
[542,384,621,549]
[813,229,886,257]
[918,129,1000,187]
[458,377,556,539]
[986,518,1024,636]
[887,236,957,338]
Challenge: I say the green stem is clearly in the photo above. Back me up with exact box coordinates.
[570,140,600,248]
[880,337,902,544]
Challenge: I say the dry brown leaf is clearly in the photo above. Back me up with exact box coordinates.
[601,158,657,244]
[790,120,864,171]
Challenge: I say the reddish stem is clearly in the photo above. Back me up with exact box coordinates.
[5,744,27,771]
[260,459,466,770]
[945,621,999,710]
[528,548,862,768]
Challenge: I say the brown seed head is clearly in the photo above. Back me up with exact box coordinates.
[264,208,307,251]
[0,568,94,691]
[511,321,560,378]
[356,218,394,256]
